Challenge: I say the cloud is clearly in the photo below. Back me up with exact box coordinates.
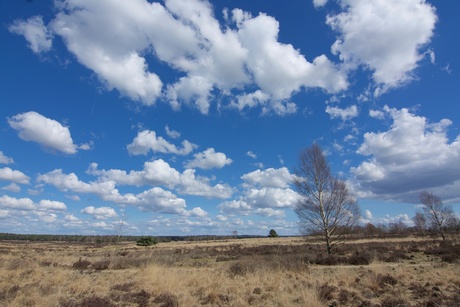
[254,208,285,218]
[13,0,349,115]
[244,187,300,209]
[0,167,30,184]
[38,200,67,211]
[313,0,328,9]
[39,166,227,213]
[360,210,413,227]
[246,151,257,159]
[178,169,233,199]
[351,106,460,202]
[218,200,252,216]
[50,0,164,105]
[38,169,118,198]
[81,206,118,219]
[1,183,21,193]
[135,187,187,214]
[231,91,271,113]
[0,195,35,211]
[186,207,208,218]
[0,152,14,164]
[219,167,300,216]
[184,148,232,170]
[8,111,78,154]
[87,159,232,199]
[234,9,348,113]
[325,104,358,121]
[9,16,53,53]
[327,0,437,93]
[127,130,197,156]
[88,159,181,187]
[165,125,180,139]
[241,167,294,188]
[369,109,385,120]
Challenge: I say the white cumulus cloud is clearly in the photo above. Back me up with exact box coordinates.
[0,167,30,184]
[8,111,78,154]
[0,195,36,211]
[127,130,197,156]
[241,167,294,188]
[81,206,118,220]
[38,200,67,211]
[327,0,437,93]
[351,106,460,202]
[326,104,358,121]
[0,152,14,164]
[12,0,350,115]
[185,148,232,170]
[1,183,21,193]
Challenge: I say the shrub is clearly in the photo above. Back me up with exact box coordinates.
[227,262,248,277]
[153,292,179,307]
[317,282,336,302]
[315,254,339,265]
[63,295,115,307]
[72,258,91,270]
[136,237,158,247]
[348,252,372,265]
[376,274,398,287]
[381,296,408,307]
[92,260,110,270]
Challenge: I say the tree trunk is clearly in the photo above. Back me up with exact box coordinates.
[324,229,332,254]
[440,228,446,241]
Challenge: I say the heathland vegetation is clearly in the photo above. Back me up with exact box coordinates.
[0,231,459,306]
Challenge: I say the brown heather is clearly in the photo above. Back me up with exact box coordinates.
[0,235,459,306]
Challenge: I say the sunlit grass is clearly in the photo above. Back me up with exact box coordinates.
[0,236,459,306]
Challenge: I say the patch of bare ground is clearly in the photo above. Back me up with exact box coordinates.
[0,235,459,306]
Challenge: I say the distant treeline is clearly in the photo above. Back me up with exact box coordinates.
[0,233,264,243]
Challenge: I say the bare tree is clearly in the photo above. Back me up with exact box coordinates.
[419,191,453,241]
[412,212,427,235]
[447,215,460,232]
[113,211,129,244]
[294,144,360,254]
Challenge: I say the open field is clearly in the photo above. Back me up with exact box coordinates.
[1,235,459,306]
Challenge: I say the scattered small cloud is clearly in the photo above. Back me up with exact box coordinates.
[8,111,79,154]
[326,105,358,121]
[1,183,21,193]
[246,151,257,159]
[165,125,181,139]
[0,167,30,184]
[0,152,14,164]
[81,206,118,220]
[9,15,53,54]
[127,130,197,156]
[184,148,232,170]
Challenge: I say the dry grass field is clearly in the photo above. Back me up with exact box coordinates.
[1,235,459,306]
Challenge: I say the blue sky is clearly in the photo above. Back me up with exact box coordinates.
[1,0,459,236]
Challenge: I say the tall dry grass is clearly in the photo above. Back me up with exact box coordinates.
[0,236,459,306]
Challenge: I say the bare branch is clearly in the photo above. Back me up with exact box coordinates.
[293,144,360,254]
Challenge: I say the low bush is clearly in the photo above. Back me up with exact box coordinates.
[136,237,158,247]
[92,260,110,270]
[227,261,254,277]
[317,283,336,302]
[62,295,115,307]
[348,252,372,265]
[72,258,91,270]
[153,292,179,307]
